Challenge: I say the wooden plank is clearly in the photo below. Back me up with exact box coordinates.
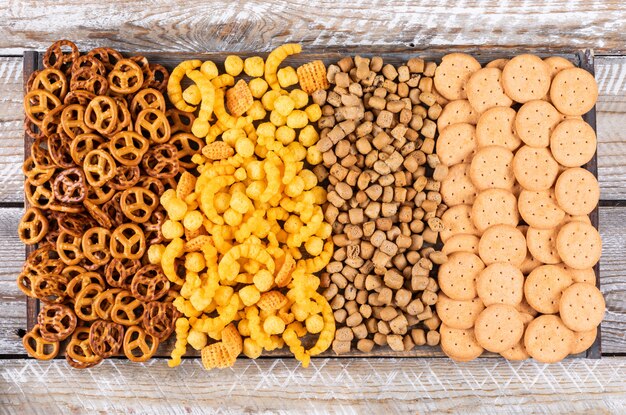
[1,1,626,55]
[0,58,24,204]
[0,357,625,414]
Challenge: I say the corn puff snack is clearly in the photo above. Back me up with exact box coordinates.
[161,45,332,369]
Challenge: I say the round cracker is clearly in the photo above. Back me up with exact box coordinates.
[565,266,596,284]
[440,204,481,242]
[550,68,598,116]
[437,99,479,132]
[466,67,513,114]
[471,189,519,233]
[512,145,559,191]
[524,264,573,314]
[474,304,524,353]
[524,315,574,363]
[440,324,484,361]
[436,293,485,330]
[478,224,526,266]
[438,251,485,301]
[477,263,524,307]
[519,251,543,275]
[562,213,591,225]
[476,106,521,151]
[500,341,531,361]
[571,328,598,354]
[434,53,482,101]
[526,226,561,264]
[550,119,597,167]
[544,56,575,79]
[517,295,539,317]
[556,221,602,270]
[469,145,515,191]
[554,168,599,216]
[559,282,605,332]
[436,123,477,166]
[502,54,551,103]
[485,58,509,70]
[441,163,477,207]
[442,233,480,255]
[518,189,565,230]
[515,100,561,147]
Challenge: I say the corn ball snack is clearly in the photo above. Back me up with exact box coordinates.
[162,45,333,369]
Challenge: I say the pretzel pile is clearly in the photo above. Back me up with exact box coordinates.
[18,40,195,367]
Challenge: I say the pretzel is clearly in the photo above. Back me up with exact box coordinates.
[83,149,116,187]
[47,133,75,168]
[26,70,41,93]
[52,167,87,203]
[130,55,152,89]
[61,264,87,281]
[81,227,112,266]
[70,68,109,95]
[31,139,58,169]
[24,89,62,126]
[107,131,148,167]
[166,108,195,134]
[18,207,49,245]
[111,223,146,260]
[74,282,105,321]
[70,133,105,165]
[33,273,68,304]
[169,133,203,169]
[32,68,68,100]
[64,89,96,106]
[57,212,95,237]
[93,288,123,320]
[105,258,141,288]
[123,325,159,362]
[109,165,141,191]
[130,88,166,118]
[40,104,66,137]
[141,144,179,179]
[136,175,165,197]
[111,290,145,326]
[25,179,54,210]
[142,206,166,245]
[112,98,133,134]
[65,326,103,369]
[130,264,169,302]
[24,117,46,141]
[135,108,171,143]
[23,324,60,361]
[71,54,106,77]
[89,319,125,358]
[56,230,84,265]
[43,40,79,75]
[83,199,113,228]
[108,59,144,95]
[61,103,92,139]
[142,301,179,341]
[85,96,119,136]
[37,303,77,341]
[87,47,123,71]
[23,157,55,186]
[66,271,105,299]
[147,63,170,92]
[101,192,124,227]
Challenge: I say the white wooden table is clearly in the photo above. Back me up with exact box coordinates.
[1,1,625,413]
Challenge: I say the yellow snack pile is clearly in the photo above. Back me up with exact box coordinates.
[164,45,333,369]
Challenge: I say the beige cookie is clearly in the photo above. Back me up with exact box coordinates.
[524,264,573,314]
[438,251,485,301]
[519,251,543,275]
[437,100,479,132]
[485,58,509,70]
[513,145,559,191]
[550,119,597,167]
[436,293,485,330]
[556,221,602,269]
[466,67,513,114]
[500,313,534,361]
[524,315,574,363]
[442,233,480,255]
[550,68,598,116]
[441,163,477,207]
[562,213,591,225]
[517,295,539,317]
[475,106,521,151]
[474,304,524,353]
[564,266,596,284]
[477,263,524,307]
[518,189,565,230]
[559,282,605,332]
[544,56,575,79]
[571,328,598,354]
[526,226,561,264]
[471,189,519,233]
[515,100,561,147]
[554,168,599,216]
[478,224,526,266]
[469,145,515,191]
[502,54,551,103]
[434,53,482,101]
[436,123,477,166]
[440,324,484,362]
[440,204,481,242]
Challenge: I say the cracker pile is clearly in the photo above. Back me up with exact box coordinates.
[19,40,188,367]
[434,53,604,363]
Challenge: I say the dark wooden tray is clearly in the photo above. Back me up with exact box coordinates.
[22,48,600,359]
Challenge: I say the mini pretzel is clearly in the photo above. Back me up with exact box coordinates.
[31,139,58,169]
[108,59,144,95]
[57,212,96,237]
[40,104,66,137]
[136,175,165,197]
[108,131,149,167]
[25,117,46,140]
[135,108,171,143]
[119,186,158,223]
[25,179,54,210]
[33,273,68,304]
[83,149,116,187]
[32,68,68,100]
[37,303,77,341]
[70,133,105,165]
[169,133,203,169]
[130,88,166,118]
[92,288,123,320]
[81,227,112,266]
[24,89,62,126]
[130,55,152,88]
[141,144,179,179]
[23,157,55,186]
[49,202,84,214]
[26,70,41,93]
[87,47,123,71]
[65,326,103,369]
[71,54,107,77]
[102,192,125,228]
[105,258,141,288]
[142,301,179,341]
[43,40,79,75]
[85,96,119,136]
[111,290,144,326]
[53,167,87,203]
[83,199,113,228]
[89,319,125,358]
[147,63,170,92]
[18,207,49,245]
[61,104,92,139]
[123,325,159,362]
[112,98,132,134]
[70,68,109,95]
[74,282,105,321]
[111,223,146,260]
[166,108,195,134]
[64,89,96,106]
[23,324,60,361]
[61,264,87,281]
[142,206,165,245]
[130,264,169,302]
[66,271,105,299]
[109,165,141,191]
[56,230,84,265]
[47,133,76,168]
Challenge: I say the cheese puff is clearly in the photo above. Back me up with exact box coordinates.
[177,171,197,201]
[234,167,247,181]
[256,122,276,139]
[162,238,185,285]
[229,191,253,214]
[277,66,298,88]
[249,78,269,99]
[162,220,184,240]
[201,61,219,80]
[278,302,295,325]
[185,252,206,272]
[199,176,235,225]
[183,84,202,106]
[192,153,207,165]
[219,128,245,148]
[183,210,204,232]
[190,271,218,312]
[305,103,322,122]
[193,294,240,334]
[225,55,244,76]
[168,59,202,112]
[284,176,305,198]
[184,235,212,252]
[174,297,203,318]
[245,181,266,201]
[205,121,227,144]
[238,319,251,337]
[274,95,295,117]
[214,286,234,307]
[286,110,308,129]
[275,126,296,145]
[261,90,282,111]
[284,215,303,234]
[235,137,255,158]
[311,186,327,204]
[213,192,231,213]
[187,70,216,135]
[235,273,254,285]
[287,142,307,161]
[297,125,319,147]
[289,89,309,109]
[306,145,323,165]
[247,100,266,121]
[239,285,261,307]
[298,170,317,190]
[304,236,324,257]
[305,292,335,357]
[264,43,301,90]
[161,192,188,221]
[301,241,333,273]
[253,269,274,292]
[187,328,208,350]
[291,302,310,322]
[180,271,202,299]
[244,56,265,77]
[316,222,332,239]
[282,322,309,367]
[220,244,276,281]
[243,338,263,359]
[168,317,190,367]
[211,74,235,89]
[269,110,286,127]
[305,314,324,334]
[148,244,165,264]
[223,208,242,226]
[214,88,252,129]
[263,315,286,335]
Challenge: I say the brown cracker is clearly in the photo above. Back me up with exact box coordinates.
[502,54,551,103]
[466,67,513,114]
[436,293,485,330]
[437,251,485,301]
[471,189,519,233]
[550,68,598,116]
[518,189,565,230]
[526,226,561,264]
[440,324,484,362]
[437,99,479,132]
[440,204,481,242]
[441,163,477,207]
[515,100,561,148]
[436,123,477,166]
[571,328,598,355]
[442,233,480,255]
[433,53,482,101]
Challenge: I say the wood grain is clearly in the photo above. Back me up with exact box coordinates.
[1,358,625,414]
[1,1,626,55]
[0,58,24,204]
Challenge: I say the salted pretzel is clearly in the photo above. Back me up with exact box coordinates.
[23,157,55,186]
[93,288,123,320]
[52,167,87,203]
[130,88,166,118]
[136,175,165,197]
[89,319,125,358]
[18,207,49,245]
[108,59,144,95]
[65,326,103,369]
[109,165,141,191]
[74,282,104,321]
[64,89,96,106]
[61,103,92,138]
[87,47,123,71]
[141,144,179,179]
[123,326,159,362]
[40,104,66,136]
[83,149,116,187]
[70,133,105,165]
[101,192,125,228]
[85,95,119,135]
[33,273,68,304]
[130,264,169,302]
[24,179,54,210]
[166,108,195,134]
[43,40,79,75]
[47,133,76,168]
[169,132,203,169]
[110,223,146,260]
[111,290,144,326]
[71,54,106,77]
[37,303,77,341]
[142,206,165,245]
[83,199,113,228]
[70,68,109,95]
[112,98,132,134]
[119,187,158,223]
[23,324,60,361]
[135,108,170,143]
[56,229,84,265]
[32,68,68,100]
[24,117,46,140]
[61,264,87,281]
[81,227,112,266]
[57,212,95,237]
[105,258,141,288]
[24,89,62,126]
[142,301,179,341]
[31,139,57,169]
[146,63,169,92]
[107,131,149,167]
[129,55,152,87]
[66,271,105,299]
[26,70,41,93]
